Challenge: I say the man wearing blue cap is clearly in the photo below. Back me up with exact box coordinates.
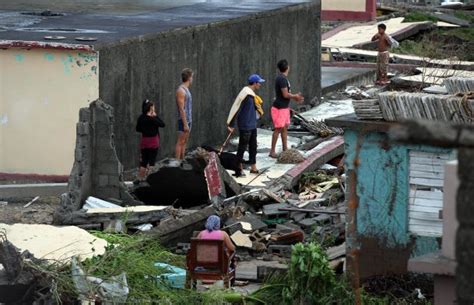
[226,74,265,177]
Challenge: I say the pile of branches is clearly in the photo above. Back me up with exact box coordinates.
[293,112,343,137]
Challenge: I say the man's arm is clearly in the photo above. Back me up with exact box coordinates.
[371,33,380,41]
[176,88,189,132]
[384,34,392,46]
[281,87,304,102]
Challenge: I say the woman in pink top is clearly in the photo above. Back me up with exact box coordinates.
[198,215,235,253]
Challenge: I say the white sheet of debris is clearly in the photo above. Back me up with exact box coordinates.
[0,223,107,262]
[300,99,354,121]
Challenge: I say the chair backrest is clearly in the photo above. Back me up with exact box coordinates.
[188,238,226,272]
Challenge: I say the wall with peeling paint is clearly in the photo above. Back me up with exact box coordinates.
[0,48,98,175]
[344,129,454,278]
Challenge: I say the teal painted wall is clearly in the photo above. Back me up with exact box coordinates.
[344,129,453,256]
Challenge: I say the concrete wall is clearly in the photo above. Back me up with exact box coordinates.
[98,2,321,170]
[322,0,375,21]
[344,129,454,279]
[0,48,98,175]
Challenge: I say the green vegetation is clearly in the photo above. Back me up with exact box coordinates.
[27,233,432,304]
[403,11,438,23]
[453,11,474,23]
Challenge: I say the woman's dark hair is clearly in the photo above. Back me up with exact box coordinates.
[378,23,387,30]
[277,59,289,73]
[142,99,154,114]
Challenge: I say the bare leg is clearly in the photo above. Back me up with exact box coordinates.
[138,166,147,179]
[281,126,288,151]
[181,132,190,159]
[270,128,281,157]
[175,132,186,159]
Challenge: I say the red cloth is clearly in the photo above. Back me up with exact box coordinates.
[140,135,160,149]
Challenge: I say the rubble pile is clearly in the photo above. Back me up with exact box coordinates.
[444,77,474,94]
[378,91,474,122]
[277,149,305,164]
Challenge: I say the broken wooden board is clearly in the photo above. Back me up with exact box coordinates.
[147,206,216,246]
[61,206,169,227]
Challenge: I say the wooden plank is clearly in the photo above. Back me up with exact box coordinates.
[409,151,450,159]
[409,177,444,187]
[409,204,443,213]
[409,211,442,221]
[409,170,444,180]
[409,163,444,173]
[410,157,448,166]
[409,189,443,200]
[409,197,443,207]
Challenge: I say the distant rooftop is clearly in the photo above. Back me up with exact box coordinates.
[0,0,311,48]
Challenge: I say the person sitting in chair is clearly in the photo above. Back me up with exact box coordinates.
[198,215,235,254]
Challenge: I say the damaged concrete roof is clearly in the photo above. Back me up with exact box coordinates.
[0,0,311,48]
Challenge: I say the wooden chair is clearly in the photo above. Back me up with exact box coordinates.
[185,238,236,289]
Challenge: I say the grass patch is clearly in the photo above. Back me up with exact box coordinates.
[403,11,438,23]
[453,11,474,23]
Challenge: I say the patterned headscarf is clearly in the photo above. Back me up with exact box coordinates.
[205,215,221,232]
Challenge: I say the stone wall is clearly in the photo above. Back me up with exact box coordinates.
[98,2,321,169]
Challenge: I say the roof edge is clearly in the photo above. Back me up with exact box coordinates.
[0,40,95,52]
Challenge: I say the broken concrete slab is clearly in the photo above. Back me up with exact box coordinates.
[231,231,252,248]
[326,242,346,261]
[262,203,291,219]
[323,17,434,49]
[147,206,215,246]
[230,128,301,154]
[269,136,345,190]
[0,223,107,262]
[423,85,448,95]
[225,215,268,232]
[300,100,355,121]
[433,12,470,27]
[236,260,288,281]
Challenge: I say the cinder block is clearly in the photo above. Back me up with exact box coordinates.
[267,244,292,257]
[108,175,120,185]
[98,175,109,187]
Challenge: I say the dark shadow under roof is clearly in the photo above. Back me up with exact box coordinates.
[0,0,311,48]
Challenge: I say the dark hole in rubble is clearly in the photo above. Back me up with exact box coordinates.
[132,158,210,208]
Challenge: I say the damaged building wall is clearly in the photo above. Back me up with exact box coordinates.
[54,99,137,224]
[344,129,454,279]
[0,48,98,175]
[98,2,321,170]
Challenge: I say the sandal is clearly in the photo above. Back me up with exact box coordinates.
[268,153,278,159]
[250,169,260,174]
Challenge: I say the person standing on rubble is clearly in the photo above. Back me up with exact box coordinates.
[175,68,194,160]
[269,59,304,158]
[227,74,266,177]
[135,99,165,184]
[372,23,392,85]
